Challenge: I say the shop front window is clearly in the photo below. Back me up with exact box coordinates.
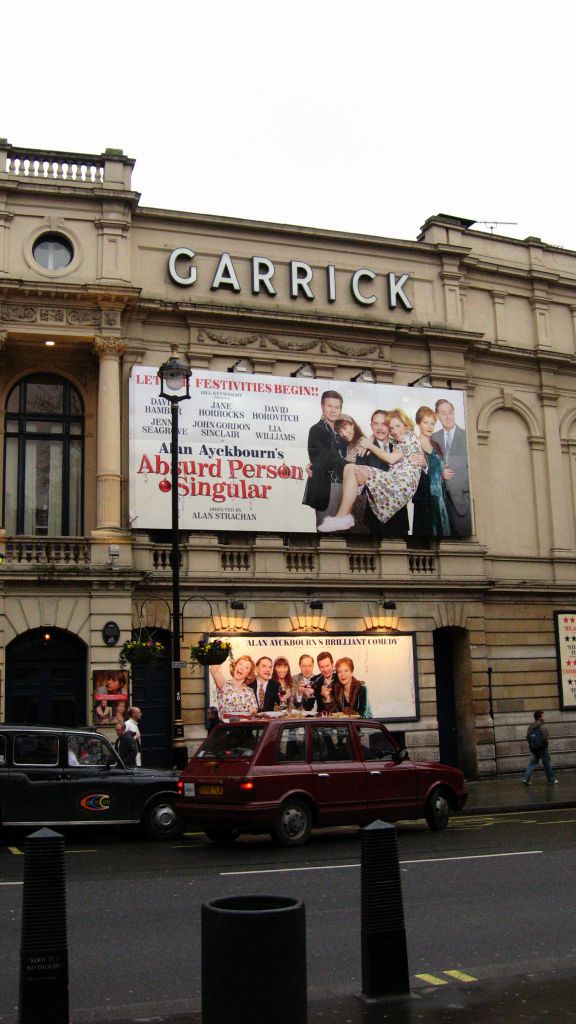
[3,374,84,536]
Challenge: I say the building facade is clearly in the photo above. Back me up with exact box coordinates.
[1,139,576,775]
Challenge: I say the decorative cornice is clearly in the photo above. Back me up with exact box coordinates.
[196,327,384,360]
[1,302,101,326]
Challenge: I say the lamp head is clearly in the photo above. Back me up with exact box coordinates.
[158,351,191,401]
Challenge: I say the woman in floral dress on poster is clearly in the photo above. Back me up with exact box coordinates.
[318,408,421,532]
[209,656,258,718]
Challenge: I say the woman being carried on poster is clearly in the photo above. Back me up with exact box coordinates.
[210,655,258,718]
[318,409,421,533]
[333,657,371,718]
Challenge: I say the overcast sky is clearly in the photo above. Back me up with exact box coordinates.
[4,1,574,249]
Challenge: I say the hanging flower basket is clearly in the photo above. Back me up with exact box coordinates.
[119,632,165,668]
[191,638,232,666]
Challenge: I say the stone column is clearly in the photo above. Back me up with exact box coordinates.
[93,336,127,532]
[539,380,572,556]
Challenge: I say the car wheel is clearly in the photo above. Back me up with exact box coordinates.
[272,799,312,847]
[425,787,451,831]
[204,827,240,845]
[143,801,182,840]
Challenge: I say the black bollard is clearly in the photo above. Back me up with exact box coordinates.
[202,895,307,1024]
[19,828,69,1024]
[361,819,410,998]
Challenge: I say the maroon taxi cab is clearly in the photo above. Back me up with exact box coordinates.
[176,717,468,846]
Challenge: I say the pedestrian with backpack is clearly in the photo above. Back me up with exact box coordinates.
[522,710,558,785]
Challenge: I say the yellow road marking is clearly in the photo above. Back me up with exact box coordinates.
[415,974,448,986]
[8,847,24,856]
[443,970,477,982]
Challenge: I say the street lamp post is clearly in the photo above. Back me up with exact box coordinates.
[158,349,191,769]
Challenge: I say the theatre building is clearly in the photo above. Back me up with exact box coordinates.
[1,139,576,776]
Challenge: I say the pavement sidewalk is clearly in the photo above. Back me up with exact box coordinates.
[462,766,576,815]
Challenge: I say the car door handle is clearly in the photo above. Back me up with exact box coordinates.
[369,770,382,776]
[318,773,330,778]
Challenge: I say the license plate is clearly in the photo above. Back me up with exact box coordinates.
[199,784,223,796]
[184,783,195,797]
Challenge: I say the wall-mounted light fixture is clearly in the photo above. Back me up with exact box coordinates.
[352,369,376,383]
[290,599,327,632]
[407,373,432,388]
[291,363,316,379]
[44,340,55,347]
[229,358,254,374]
[363,599,399,632]
[230,599,245,611]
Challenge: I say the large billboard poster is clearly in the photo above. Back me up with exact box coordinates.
[129,367,471,537]
[554,611,576,710]
[203,632,418,722]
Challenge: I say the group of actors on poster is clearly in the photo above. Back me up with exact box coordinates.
[302,392,471,538]
[210,650,371,720]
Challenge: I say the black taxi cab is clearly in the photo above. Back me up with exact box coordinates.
[176,715,468,846]
[0,726,180,839]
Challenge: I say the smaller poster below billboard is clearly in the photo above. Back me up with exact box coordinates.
[554,612,576,709]
[92,670,130,726]
[204,633,418,722]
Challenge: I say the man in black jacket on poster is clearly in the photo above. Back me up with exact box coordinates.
[302,390,347,529]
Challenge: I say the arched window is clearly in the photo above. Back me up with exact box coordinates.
[4,374,84,536]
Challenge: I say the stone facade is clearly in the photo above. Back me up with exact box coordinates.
[1,140,576,775]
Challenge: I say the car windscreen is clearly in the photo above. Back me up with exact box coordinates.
[195,725,265,760]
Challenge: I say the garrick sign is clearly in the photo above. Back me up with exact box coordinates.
[168,247,413,311]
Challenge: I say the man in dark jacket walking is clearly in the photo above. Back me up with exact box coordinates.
[522,710,558,785]
[115,721,138,767]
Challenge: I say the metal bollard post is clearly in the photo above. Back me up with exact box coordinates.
[361,819,410,998]
[19,828,69,1024]
[202,895,307,1024]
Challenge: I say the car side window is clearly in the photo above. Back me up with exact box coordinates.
[14,734,59,766]
[357,726,397,762]
[68,736,110,766]
[277,726,306,763]
[312,726,353,762]
[0,735,6,765]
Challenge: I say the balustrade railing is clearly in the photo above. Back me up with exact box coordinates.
[0,141,133,188]
[408,552,437,574]
[5,538,90,565]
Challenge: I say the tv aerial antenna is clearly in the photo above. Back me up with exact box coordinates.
[474,220,518,234]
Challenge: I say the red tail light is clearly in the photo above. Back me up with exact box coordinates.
[177,780,183,795]
[240,781,254,791]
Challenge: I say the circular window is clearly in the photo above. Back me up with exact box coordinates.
[32,233,74,271]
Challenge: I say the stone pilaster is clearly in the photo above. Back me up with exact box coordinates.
[92,336,127,532]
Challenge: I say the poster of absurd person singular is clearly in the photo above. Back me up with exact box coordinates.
[205,633,418,721]
[129,368,472,538]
